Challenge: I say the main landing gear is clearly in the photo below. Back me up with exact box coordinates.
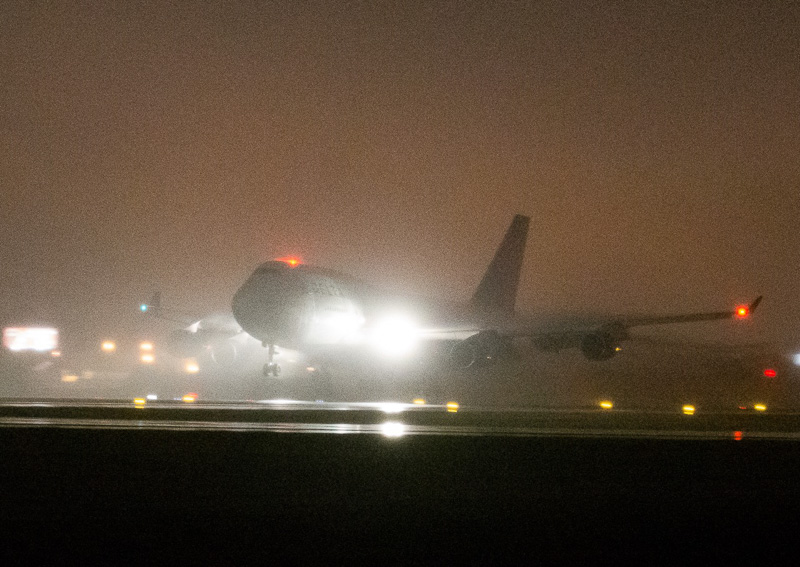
[262,343,281,377]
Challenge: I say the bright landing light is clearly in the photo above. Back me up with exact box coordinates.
[101,341,116,353]
[371,315,419,357]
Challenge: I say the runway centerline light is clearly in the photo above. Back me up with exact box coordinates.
[378,402,405,414]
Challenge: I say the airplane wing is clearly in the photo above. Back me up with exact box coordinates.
[139,292,205,326]
[521,296,763,362]
[617,295,763,329]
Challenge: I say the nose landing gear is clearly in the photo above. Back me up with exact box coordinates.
[262,343,281,377]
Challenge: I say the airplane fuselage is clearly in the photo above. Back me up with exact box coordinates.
[232,260,491,354]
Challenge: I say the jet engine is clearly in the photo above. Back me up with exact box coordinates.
[450,330,502,369]
[580,331,618,361]
[165,329,239,366]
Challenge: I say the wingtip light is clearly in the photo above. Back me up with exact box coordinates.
[275,256,302,268]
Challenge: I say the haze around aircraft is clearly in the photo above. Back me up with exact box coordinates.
[228,214,762,378]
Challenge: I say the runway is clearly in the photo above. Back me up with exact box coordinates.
[2,398,800,440]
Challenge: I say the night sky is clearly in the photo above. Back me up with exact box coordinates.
[2,1,798,346]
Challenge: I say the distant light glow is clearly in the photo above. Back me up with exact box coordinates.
[101,341,116,352]
[61,373,78,383]
[380,421,406,438]
[133,397,146,406]
[754,403,767,412]
[3,327,58,352]
[50,350,61,358]
[140,353,155,363]
[412,398,426,405]
[183,392,198,403]
[599,400,614,410]
[614,346,622,352]
[184,361,200,374]
[140,304,148,312]
[682,404,696,415]
[146,394,158,401]
[733,431,743,441]
[794,353,800,367]
[763,368,777,378]
[446,401,460,413]
[139,341,154,351]
[736,306,749,319]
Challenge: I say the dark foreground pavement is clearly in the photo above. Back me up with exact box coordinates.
[1,402,800,564]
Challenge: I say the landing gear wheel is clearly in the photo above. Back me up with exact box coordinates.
[263,362,281,377]
[263,362,281,376]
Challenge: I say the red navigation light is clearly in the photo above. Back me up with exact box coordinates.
[735,305,749,318]
[733,431,743,441]
[763,368,777,378]
[275,256,302,268]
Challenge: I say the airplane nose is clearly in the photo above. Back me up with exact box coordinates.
[232,266,306,346]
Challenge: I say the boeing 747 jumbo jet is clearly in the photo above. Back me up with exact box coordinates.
[231,215,761,377]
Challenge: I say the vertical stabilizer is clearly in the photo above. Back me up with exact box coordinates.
[470,214,530,313]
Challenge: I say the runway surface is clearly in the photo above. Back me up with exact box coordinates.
[2,398,800,440]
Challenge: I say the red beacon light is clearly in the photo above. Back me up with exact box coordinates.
[735,305,749,319]
[275,256,302,268]
[763,368,777,378]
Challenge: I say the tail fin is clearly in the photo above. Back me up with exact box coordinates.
[470,214,530,314]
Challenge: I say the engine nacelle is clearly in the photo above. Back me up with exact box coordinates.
[450,330,502,369]
[165,329,206,358]
[166,330,239,365]
[580,331,618,361]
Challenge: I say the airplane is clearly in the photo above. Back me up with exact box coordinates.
[231,214,762,377]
